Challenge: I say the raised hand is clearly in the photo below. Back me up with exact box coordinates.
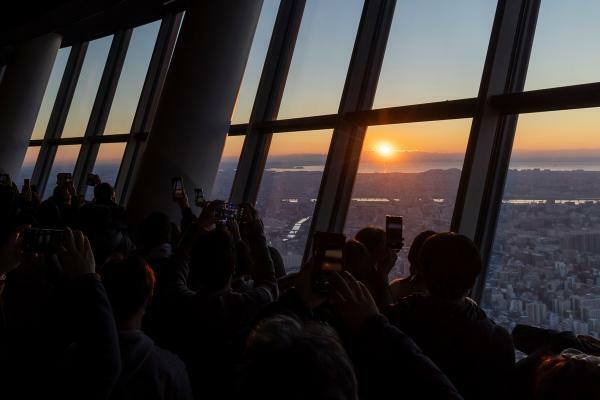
[294,259,327,310]
[330,271,379,333]
[58,228,96,278]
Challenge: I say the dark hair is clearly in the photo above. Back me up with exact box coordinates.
[138,212,172,249]
[94,182,115,204]
[101,256,156,322]
[355,227,386,256]
[407,230,437,276]
[343,239,372,282]
[419,232,482,300]
[237,315,358,400]
[0,185,18,245]
[189,228,236,291]
[534,353,600,399]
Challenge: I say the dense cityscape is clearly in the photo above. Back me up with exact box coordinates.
[25,157,600,337]
[214,160,600,337]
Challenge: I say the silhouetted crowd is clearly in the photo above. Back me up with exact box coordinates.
[1,175,600,399]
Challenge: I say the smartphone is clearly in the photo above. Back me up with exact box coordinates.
[23,179,30,188]
[57,173,72,186]
[312,232,346,294]
[86,173,100,187]
[172,177,185,200]
[22,228,64,253]
[214,203,238,222]
[194,188,206,207]
[0,173,11,186]
[386,215,404,250]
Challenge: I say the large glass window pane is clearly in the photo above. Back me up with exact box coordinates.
[483,109,600,336]
[31,47,71,140]
[85,143,127,200]
[373,0,496,109]
[277,0,363,119]
[44,145,81,199]
[525,0,600,91]
[211,136,245,201]
[104,21,161,134]
[231,0,280,124]
[345,119,472,280]
[61,36,113,138]
[16,147,41,186]
[256,130,333,272]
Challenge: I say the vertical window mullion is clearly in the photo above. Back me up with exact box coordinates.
[115,13,184,205]
[32,42,87,196]
[72,30,132,194]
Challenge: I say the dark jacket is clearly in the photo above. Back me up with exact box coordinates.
[110,330,193,400]
[350,314,464,400]
[384,295,515,400]
[163,219,278,399]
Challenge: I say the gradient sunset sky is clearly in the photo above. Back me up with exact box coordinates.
[26,0,600,168]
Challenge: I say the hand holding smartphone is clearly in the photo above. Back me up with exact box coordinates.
[194,188,206,207]
[312,231,346,294]
[86,173,101,187]
[172,177,185,200]
[57,173,72,187]
[22,228,64,253]
[386,215,404,251]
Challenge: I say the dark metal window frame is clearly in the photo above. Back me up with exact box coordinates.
[26,14,183,202]
[225,0,600,301]
[22,0,600,301]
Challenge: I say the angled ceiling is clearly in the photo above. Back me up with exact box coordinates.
[0,0,189,48]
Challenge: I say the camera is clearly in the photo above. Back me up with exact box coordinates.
[57,173,72,186]
[86,173,100,187]
[172,177,185,200]
[386,215,404,251]
[312,231,346,294]
[214,203,244,222]
[194,188,206,207]
[22,228,64,253]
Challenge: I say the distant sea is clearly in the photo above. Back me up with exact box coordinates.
[17,157,600,194]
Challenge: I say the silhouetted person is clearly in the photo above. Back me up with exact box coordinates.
[79,204,134,268]
[37,182,80,228]
[164,202,278,398]
[389,230,436,302]
[236,315,358,400]
[532,349,600,399]
[102,256,193,400]
[91,182,127,231]
[384,232,514,400]
[352,228,396,307]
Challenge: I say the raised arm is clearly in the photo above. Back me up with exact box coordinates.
[330,272,463,400]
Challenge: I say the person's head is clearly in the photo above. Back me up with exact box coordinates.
[355,227,386,260]
[343,240,372,282]
[407,230,437,277]
[94,182,116,204]
[101,256,156,328]
[533,350,600,399]
[52,185,71,205]
[138,212,172,250]
[189,227,236,291]
[419,232,481,300]
[237,315,358,400]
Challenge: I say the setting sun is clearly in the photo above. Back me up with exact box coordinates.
[375,142,394,158]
